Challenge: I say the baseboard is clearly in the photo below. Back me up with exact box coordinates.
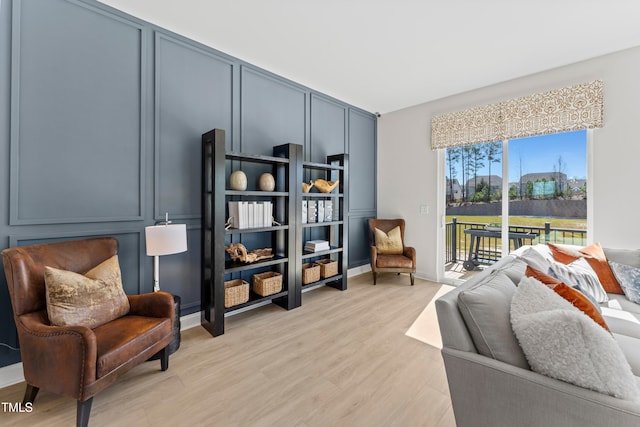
[0,362,23,389]
[347,264,371,277]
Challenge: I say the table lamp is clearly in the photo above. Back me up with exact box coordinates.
[145,213,187,292]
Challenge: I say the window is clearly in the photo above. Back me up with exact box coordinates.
[445,130,587,275]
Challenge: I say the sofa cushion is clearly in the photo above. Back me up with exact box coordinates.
[511,276,640,401]
[44,255,130,329]
[457,270,529,369]
[94,314,172,378]
[604,248,640,269]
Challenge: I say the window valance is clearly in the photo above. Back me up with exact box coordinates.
[431,80,603,150]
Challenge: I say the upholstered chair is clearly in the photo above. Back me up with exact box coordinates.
[369,218,416,285]
[1,237,175,427]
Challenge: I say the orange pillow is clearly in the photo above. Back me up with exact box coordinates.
[524,266,610,332]
[548,242,624,295]
[548,243,581,264]
[579,242,624,295]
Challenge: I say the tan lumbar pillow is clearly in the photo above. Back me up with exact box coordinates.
[374,226,403,255]
[44,255,130,329]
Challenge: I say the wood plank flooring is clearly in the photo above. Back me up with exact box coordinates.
[0,273,455,426]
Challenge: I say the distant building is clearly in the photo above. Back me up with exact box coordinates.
[518,172,567,197]
[446,178,462,201]
[465,175,501,198]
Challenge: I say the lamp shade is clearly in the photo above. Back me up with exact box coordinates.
[145,224,187,256]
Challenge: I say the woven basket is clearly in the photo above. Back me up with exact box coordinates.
[302,263,321,284]
[252,271,283,296]
[316,259,338,278]
[224,279,249,308]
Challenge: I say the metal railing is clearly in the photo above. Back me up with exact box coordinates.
[445,217,587,265]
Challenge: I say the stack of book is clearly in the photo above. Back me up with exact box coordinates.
[304,239,330,252]
[228,201,273,229]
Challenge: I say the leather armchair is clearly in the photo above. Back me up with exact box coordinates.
[369,218,416,285]
[2,237,175,427]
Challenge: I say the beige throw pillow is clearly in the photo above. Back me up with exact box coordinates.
[374,226,403,255]
[44,255,130,329]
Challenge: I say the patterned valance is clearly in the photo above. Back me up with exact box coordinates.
[431,80,603,149]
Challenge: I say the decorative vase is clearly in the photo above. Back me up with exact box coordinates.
[229,170,247,191]
[259,173,275,191]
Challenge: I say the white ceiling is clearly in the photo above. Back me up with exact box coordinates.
[99,0,640,114]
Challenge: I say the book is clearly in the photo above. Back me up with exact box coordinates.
[302,200,307,224]
[324,200,333,222]
[304,239,330,252]
[307,200,317,223]
[317,200,324,223]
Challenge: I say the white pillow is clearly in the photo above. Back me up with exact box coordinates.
[547,257,609,303]
[511,276,640,401]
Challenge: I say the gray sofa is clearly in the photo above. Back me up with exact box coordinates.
[436,246,640,427]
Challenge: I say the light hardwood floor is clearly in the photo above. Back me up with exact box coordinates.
[0,273,455,427]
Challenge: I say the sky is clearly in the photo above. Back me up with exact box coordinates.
[507,130,587,182]
[447,130,587,184]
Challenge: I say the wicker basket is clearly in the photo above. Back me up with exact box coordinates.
[252,271,283,296]
[316,259,338,278]
[224,279,249,308]
[302,263,321,284]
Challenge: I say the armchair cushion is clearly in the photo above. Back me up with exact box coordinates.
[44,255,130,329]
[374,226,403,255]
[377,254,414,269]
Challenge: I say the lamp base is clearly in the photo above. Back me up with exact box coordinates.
[148,294,181,360]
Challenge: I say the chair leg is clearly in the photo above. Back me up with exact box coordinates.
[22,384,39,404]
[372,271,377,285]
[77,398,93,427]
[410,273,415,286]
[160,346,169,371]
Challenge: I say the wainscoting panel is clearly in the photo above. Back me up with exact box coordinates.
[10,0,145,224]
[240,66,307,155]
[348,109,377,213]
[349,212,377,268]
[154,32,234,221]
[310,93,347,162]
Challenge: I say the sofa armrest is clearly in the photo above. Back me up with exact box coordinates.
[18,311,98,397]
[370,246,378,271]
[442,347,640,427]
[128,291,174,320]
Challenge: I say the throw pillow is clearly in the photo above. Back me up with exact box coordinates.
[44,255,130,329]
[549,242,624,294]
[512,246,552,273]
[609,260,640,304]
[524,266,609,331]
[457,271,529,369]
[579,242,625,294]
[510,276,640,401]
[547,257,608,303]
[374,226,403,255]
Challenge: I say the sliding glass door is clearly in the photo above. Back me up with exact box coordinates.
[445,130,587,278]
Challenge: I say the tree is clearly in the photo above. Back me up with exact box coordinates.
[553,155,567,198]
[470,145,485,197]
[525,181,534,199]
[484,142,501,202]
[509,184,518,200]
[446,147,461,203]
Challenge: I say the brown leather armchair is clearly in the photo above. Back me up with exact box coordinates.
[1,237,175,427]
[369,218,416,286]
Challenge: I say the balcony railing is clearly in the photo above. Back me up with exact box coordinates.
[445,217,587,265]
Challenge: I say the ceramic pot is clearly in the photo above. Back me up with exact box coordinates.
[229,170,247,191]
[259,173,275,191]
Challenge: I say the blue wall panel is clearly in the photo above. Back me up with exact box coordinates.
[155,32,233,221]
[10,0,145,224]
[0,0,376,368]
